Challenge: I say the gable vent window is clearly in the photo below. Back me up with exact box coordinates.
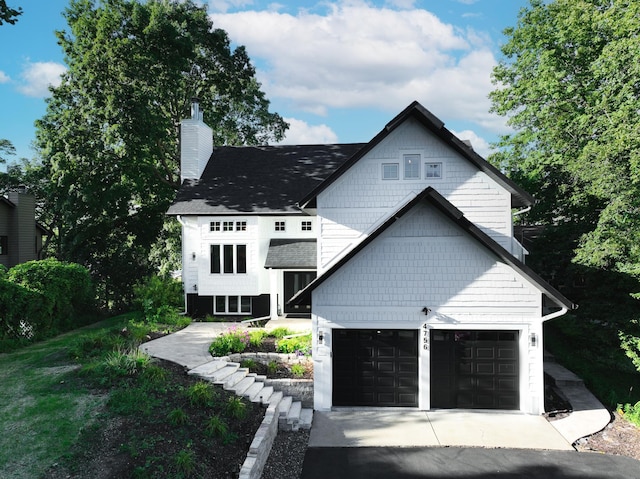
[382,163,399,180]
[210,244,247,274]
[236,221,247,231]
[275,221,286,232]
[223,221,234,231]
[425,162,443,179]
[404,154,420,179]
[301,221,312,231]
[210,221,221,232]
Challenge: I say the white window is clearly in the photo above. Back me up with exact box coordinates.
[215,296,251,314]
[275,221,286,232]
[223,221,234,231]
[404,154,420,179]
[382,163,399,180]
[210,221,221,232]
[425,162,442,179]
[301,221,312,231]
[236,221,247,231]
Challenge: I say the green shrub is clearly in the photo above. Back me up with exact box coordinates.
[276,333,312,355]
[185,381,216,407]
[240,358,258,369]
[269,327,293,339]
[225,396,247,420]
[267,360,279,375]
[68,329,127,359]
[0,278,46,340]
[174,443,196,475]
[168,408,188,426]
[102,348,152,378]
[204,414,228,437]
[5,259,95,335]
[249,329,267,347]
[290,363,307,377]
[209,326,250,356]
[133,275,183,324]
[620,401,640,427]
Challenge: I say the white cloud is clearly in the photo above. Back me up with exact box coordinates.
[0,71,10,83]
[211,1,508,134]
[17,62,66,97]
[277,117,338,145]
[451,129,493,159]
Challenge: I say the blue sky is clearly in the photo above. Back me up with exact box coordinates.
[0,0,531,165]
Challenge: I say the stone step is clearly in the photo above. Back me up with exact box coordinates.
[287,401,303,431]
[299,408,313,430]
[243,381,265,400]
[187,360,228,378]
[207,363,240,383]
[268,390,284,408]
[230,376,255,395]
[251,385,273,404]
[220,368,249,388]
[545,362,585,387]
[278,396,293,418]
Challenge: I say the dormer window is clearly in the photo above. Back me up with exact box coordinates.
[404,154,420,179]
[382,163,399,180]
[425,162,442,179]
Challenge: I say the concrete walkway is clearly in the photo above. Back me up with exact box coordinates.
[140,320,612,450]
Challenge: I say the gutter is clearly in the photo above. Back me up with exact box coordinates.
[542,306,569,322]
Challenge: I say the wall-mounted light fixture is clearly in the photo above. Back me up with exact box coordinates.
[192,252,196,260]
[193,284,198,292]
[530,332,537,348]
[422,307,431,316]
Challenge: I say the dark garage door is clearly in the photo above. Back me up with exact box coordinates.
[430,330,519,410]
[333,329,418,407]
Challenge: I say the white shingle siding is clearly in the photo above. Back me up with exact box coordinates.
[317,119,513,269]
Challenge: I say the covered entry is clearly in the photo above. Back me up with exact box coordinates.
[430,330,519,410]
[333,329,418,407]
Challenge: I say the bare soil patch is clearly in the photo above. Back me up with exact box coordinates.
[575,411,640,461]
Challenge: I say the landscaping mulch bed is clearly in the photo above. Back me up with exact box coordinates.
[43,359,265,479]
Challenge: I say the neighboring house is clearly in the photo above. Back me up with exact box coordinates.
[0,189,46,269]
[168,100,575,415]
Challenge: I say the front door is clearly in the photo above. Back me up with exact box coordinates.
[283,271,316,314]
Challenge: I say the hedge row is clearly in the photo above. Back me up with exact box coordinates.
[0,259,95,341]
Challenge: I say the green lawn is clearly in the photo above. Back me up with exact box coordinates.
[0,317,129,478]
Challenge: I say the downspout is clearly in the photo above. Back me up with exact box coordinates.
[176,215,189,315]
[542,306,568,322]
[513,206,532,217]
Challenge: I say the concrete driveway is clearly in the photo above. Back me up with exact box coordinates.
[309,410,573,450]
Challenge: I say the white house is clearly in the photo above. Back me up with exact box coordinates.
[168,100,575,415]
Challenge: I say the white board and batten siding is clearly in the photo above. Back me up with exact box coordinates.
[317,118,513,272]
[311,199,547,414]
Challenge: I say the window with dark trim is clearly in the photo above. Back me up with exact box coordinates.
[275,221,285,232]
[223,221,234,231]
[210,244,246,274]
[210,221,221,232]
[301,221,312,231]
[0,236,7,255]
[236,221,247,231]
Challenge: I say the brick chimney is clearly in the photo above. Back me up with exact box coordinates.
[180,98,213,184]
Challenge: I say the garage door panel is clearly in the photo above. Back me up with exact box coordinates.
[333,329,418,407]
[431,330,519,410]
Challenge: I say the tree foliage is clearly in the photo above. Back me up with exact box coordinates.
[0,0,22,26]
[36,0,287,307]
[490,0,640,275]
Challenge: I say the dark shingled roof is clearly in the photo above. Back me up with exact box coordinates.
[167,144,365,215]
[290,187,575,311]
[264,238,316,269]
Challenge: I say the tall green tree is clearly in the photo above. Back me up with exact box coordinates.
[490,0,640,275]
[36,0,287,308]
[0,139,15,164]
[0,1,22,25]
[490,0,640,382]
